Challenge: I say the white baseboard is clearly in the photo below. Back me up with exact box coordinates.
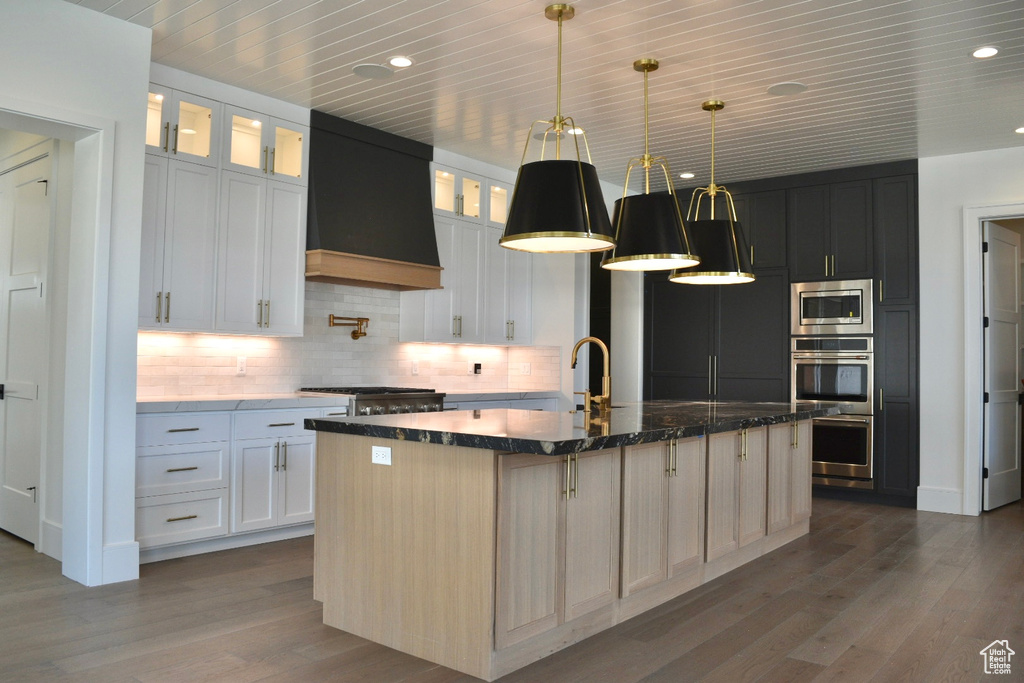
[917,486,967,515]
[139,523,314,564]
[102,540,141,584]
[39,519,62,561]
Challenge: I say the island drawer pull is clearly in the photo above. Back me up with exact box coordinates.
[166,466,199,473]
[268,422,296,427]
[167,427,200,433]
[326,411,347,416]
[166,514,197,523]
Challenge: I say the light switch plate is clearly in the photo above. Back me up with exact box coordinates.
[371,445,392,466]
[521,363,531,375]
[411,360,419,375]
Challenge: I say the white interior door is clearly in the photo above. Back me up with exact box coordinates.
[0,153,51,543]
[983,221,1022,510]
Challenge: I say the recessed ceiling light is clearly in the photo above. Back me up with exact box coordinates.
[973,46,999,59]
[388,55,414,68]
[153,93,164,102]
[352,63,394,79]
[567,127,584,135]
[680,172,695,179]
[251,119,261,128]
[766,81,808,97]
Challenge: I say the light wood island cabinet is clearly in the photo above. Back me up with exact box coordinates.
[309,406,828,681]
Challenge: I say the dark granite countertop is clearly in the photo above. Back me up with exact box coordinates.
[304,401,841,456]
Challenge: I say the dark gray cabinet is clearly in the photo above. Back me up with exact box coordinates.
[788,180,873,281]
[873,175,917,306]
[644,270,788,402]
[730,190,787,271]
[873,305,918,498]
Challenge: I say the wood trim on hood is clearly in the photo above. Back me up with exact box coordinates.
[305,249,442,291]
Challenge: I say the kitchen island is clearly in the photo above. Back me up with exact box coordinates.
[306,401,837,681]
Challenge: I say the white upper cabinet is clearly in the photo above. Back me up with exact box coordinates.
[221,106,308,186]
[401,163,528,345]
[146,85,220,168]
[140,69,309,336]
[139,155,219,331]
[215,171,306,336]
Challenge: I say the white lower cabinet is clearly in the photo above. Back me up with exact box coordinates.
[232,434,315,532]
[231,409,319,532]
[137,407,330,553]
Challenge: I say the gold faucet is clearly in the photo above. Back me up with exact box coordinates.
[570,336,611,413]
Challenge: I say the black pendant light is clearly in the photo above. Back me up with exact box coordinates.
[668,100,755,285]
[500,4,614,254]
[602,59,700,271]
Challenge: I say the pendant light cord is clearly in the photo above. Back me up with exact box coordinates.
[555,10,563,159]
[643,67,650,194]
[709,105,716,218]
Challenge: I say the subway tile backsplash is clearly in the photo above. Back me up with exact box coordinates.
[137,281,561,396]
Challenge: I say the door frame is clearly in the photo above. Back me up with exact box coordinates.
[963,202,1024,516]
[0,96,118,585]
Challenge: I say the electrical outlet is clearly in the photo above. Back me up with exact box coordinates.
[371,445,392,466]
[236,356,247,376]
[521,363,531,375]
[411,360,419,376]
[467,361,475,375]
[474,362,482,375]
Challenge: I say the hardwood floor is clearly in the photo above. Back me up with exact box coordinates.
[2,497,1022,682]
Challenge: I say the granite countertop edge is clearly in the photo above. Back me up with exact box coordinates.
[305,404,840,456]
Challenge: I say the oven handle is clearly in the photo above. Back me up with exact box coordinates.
[814,416,871,424]
[793,355,870,360]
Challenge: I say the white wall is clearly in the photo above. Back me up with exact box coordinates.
[919,145,1024,515]
[0,0,151,584]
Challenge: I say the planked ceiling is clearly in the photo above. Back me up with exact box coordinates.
[67,0,1024,190]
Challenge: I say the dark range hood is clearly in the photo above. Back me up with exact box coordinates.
[306,110,441,290]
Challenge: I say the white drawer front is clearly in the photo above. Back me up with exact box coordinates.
[234,409,321,440]
[137,413,231,447]
[136,490,228,548]
[136,443,228,497]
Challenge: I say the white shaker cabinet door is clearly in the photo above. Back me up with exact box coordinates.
[261,182,307,336]
[231,438,278,533]
[277,436,315,526]
[216,170,266,333]
[161,160,219,331]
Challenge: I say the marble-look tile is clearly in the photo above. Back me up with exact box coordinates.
[306,401,841,456]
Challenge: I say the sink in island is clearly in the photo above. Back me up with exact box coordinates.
[305,401,838,681]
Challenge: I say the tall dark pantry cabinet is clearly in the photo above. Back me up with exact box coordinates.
[634,161,919,505]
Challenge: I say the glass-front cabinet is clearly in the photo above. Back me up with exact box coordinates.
[145,84,220,167]
[222,106,308,184]
[431,163,511,227]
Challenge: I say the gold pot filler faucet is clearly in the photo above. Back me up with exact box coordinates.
[570,336,611,414]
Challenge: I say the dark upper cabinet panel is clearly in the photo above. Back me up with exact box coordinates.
[718,270,788,381]
[731,190,787,271]
[830,180,873,279]
[646,275,715,377]
[874,175,918,306]
[788,185,830,281]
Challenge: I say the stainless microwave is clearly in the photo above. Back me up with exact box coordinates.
[791,279,873,335]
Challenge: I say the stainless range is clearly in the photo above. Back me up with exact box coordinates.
[299,387,445,416]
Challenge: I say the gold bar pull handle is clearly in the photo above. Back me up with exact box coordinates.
[166,515,197,523]
[167,427,200,433]
[282,441,287,471]
[831,254,836,277]
[666,440,673,475]
[510,319,515,340]
[880,388,884,411]
[258,299,263,327]
[265,300,270,328]
[879,279,884,302]
[750,244,754,267]
[156,291,162,323]
[166,466,199,473]
[825,255,829,277]
[452,316,458,337]
[172,124,179,154]
[268,422,296,428]
[572,452,579,498]
[165,292,170,323]
[270,147,276,175]
[564,455,571,500]
[274,442,280,471]
[262,146,269,173]
[162,122,169,152]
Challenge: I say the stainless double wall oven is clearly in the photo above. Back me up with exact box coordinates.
[791,279,874,489]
